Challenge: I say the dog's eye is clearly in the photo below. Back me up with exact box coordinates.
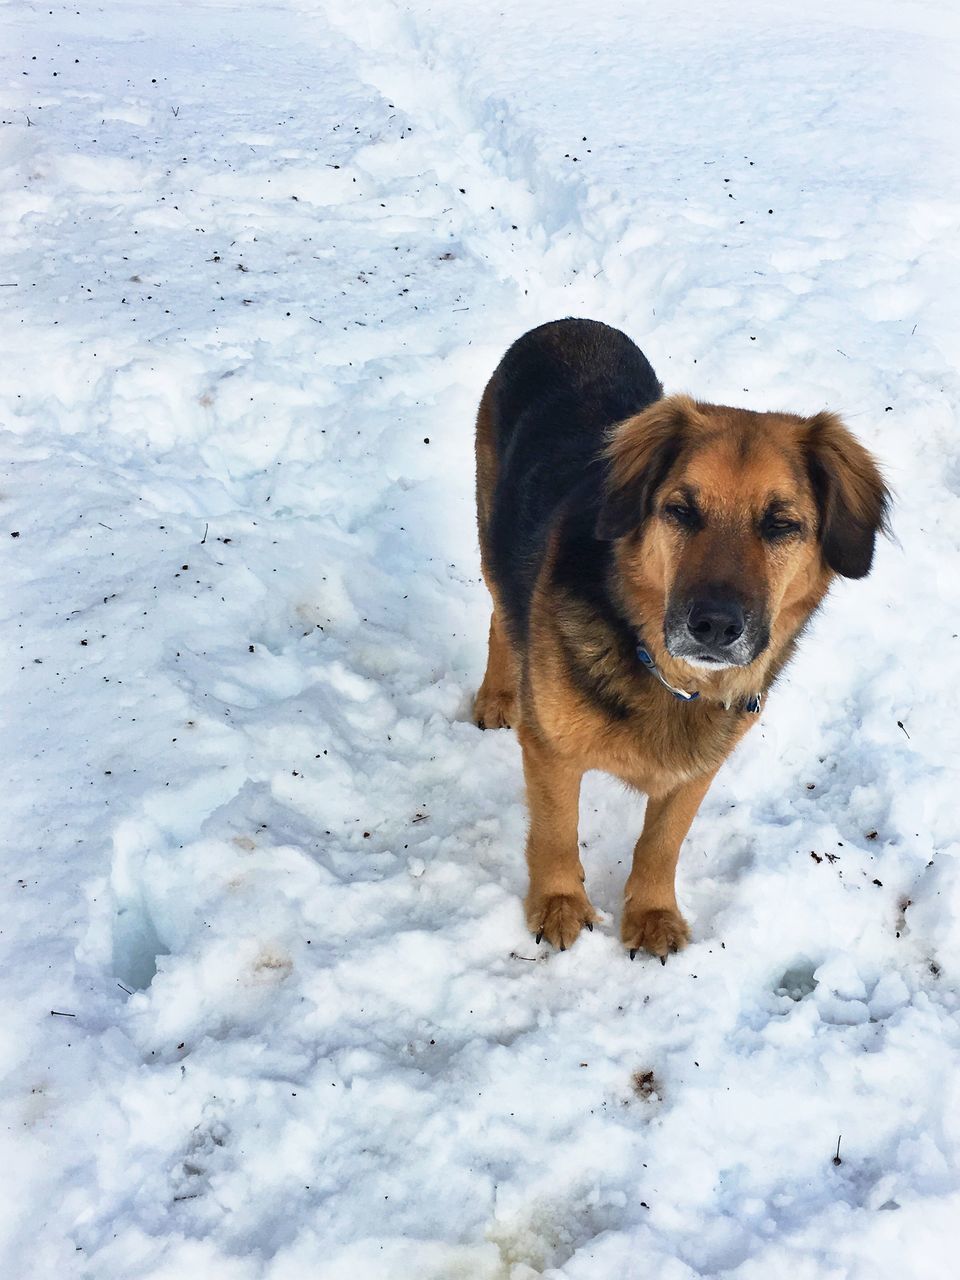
[760,514,802,539]
[664,503,702,531]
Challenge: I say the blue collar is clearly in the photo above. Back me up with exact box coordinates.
[636,643,762,715]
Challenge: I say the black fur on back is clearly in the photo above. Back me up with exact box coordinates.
[484,319,662,648]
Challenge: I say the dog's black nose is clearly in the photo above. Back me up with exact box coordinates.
[687,598,745,649]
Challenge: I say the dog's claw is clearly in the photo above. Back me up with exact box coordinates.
[560,942,566,952]
[630,948,637,961]
[622,906,689,963]
[585,921,593,932]
[535,929,543,945]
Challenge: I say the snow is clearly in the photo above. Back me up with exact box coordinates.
[2,0,959,1275]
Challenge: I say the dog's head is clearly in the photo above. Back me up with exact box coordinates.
[596,395,890,671]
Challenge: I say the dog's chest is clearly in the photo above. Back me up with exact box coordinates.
[531,657,744,796]
[599,704,744,794]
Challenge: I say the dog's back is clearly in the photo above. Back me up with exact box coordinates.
[477,318,661,642]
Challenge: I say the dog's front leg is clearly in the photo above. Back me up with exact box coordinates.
[622,772,716,960]
[518,725,596,950]
[473,608,518,730]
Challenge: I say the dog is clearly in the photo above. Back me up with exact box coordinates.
[473,318,889,959]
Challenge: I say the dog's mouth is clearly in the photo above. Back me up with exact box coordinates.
[668,645,752,672]
[681,651,733,668]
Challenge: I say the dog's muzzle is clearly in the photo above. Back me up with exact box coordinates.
[664,592,769,668]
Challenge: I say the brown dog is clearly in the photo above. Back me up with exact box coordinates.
[474,318,889,959]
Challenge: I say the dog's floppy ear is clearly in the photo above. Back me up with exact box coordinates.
[596,395,694,540]
[805,411,890,578]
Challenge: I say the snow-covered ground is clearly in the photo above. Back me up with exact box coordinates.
[3,0,960,1274]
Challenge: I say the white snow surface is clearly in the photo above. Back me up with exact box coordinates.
[3,0,960,1275]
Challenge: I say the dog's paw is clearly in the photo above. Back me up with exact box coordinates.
[473,685,517,730]
[621,904,690,961]
[526,888,598,951]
